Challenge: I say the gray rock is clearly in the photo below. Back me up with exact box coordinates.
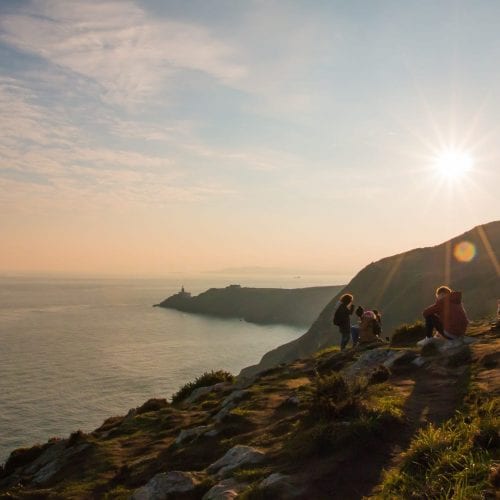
[175,425,211,445]
[132,471,204,500]
[207,445,265,477]
[31,442,90,485]
[412,356,427,367]
[260,473,303,498]
[284,395,300,406]
[204,429,220,437]
[185,383,227,405]
[343,348,392,377]
[213,402,237,423]
[202,478,246,499]
[220,390,249,408]
[383,350,416,368]
[462,336,478,345]
[24,441,65,475]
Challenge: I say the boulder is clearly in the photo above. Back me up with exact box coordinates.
[202,478,246,499]
[175,426,211,445]
[412,356,427,367]
[343,348,392,378]
[20,440,91,485]
[207,445,265,477]
[260,473,303,498]
[220,390,249,408]
[204,429,219,438]
[213,403,238,423]
[383,350,417,368]
[132,471,204,500]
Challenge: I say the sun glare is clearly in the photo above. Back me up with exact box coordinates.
[434,149,474,180]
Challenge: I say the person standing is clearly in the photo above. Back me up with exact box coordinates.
[333,294,355,350]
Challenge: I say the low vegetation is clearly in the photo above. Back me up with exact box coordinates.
[284,372,404,460]
[376,397,499,499]
[171,369,234,403]
[390,320,426,346]
[1,322,498,499]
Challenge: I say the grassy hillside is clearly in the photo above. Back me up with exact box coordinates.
[1,322,498,499]
[240,220,500,378]
[156,285,344,328]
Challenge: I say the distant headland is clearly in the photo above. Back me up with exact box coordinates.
[154,284,345,327]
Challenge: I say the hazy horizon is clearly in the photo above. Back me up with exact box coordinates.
[1,1,499,276]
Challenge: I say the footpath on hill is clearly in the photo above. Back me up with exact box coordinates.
[0,321,498,499]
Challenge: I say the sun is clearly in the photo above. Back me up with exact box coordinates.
[434,149,474,179]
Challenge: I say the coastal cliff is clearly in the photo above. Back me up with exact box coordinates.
[155,284,344,328]
[240,220,500,379]
[1,322,498,498]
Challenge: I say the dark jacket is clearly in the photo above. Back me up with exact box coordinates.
[334,302,354,333]
[422,291,469,337]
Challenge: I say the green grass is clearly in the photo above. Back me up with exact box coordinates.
[171,370,234,403]
[284,374,403,460]
[376,398,499,499]
[391,321,425,347]
[233,466,272,483]
[314,345,341,358]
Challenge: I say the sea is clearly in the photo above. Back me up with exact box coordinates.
[0,274,347,464]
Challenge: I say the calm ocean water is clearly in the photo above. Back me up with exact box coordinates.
[0,274,345,463]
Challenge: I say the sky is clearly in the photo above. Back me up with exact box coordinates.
[0,0,499,278]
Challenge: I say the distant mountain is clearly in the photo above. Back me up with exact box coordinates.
[240,220,500,378]
[155,284,344,328]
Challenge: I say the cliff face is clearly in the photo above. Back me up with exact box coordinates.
[156,285,344,328]
[240,220,500,379]
[1,323,498,499]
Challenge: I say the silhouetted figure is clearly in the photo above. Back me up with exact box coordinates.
[333,294,355,350]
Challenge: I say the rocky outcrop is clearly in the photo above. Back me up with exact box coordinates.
[239,220,500,379]
[207,445,266,477]
[175,426,212,445]
[132,471,205,500]
[1,323,497,499]
[260,473,304,498]
[202,478,247,499]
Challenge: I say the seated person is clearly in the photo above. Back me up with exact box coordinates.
[359,310,383,344]
[421,285,469,344]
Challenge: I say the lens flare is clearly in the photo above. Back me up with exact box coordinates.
[453,241,476,263]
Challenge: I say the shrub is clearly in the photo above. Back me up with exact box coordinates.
[171,370,234,403]
[390,321,425,347]
[67,430,88,447]
[136,398,168,414]
[306,373,355,420]
[368,365,391,385]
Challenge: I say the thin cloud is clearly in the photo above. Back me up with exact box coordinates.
[0,0,246,105]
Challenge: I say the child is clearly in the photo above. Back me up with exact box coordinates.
[333,294,355,350]
[358,310,382,344]
[350,306,364,346]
